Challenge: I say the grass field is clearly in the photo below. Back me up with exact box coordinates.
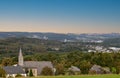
[21,74,120,78]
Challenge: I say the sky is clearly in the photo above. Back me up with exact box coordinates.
[0,0,120,34]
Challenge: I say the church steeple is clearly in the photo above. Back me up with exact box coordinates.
[18,48,24,66]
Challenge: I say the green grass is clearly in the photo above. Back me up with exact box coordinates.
[19,74,120,78]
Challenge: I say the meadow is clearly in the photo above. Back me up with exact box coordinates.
[21,74,120,78]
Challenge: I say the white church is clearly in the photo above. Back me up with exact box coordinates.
[3,48,54,78]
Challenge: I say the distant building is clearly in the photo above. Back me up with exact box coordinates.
[43,36,48,40]
[89,65,111,74]
[64,39,67,42]
[89,65,104,74]
[52,47,60,51]
[109,47,120,52]
[68,66,81,72]
[88,50,96,52]
[68,66,81,75]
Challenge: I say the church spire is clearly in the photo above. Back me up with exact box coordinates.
[18,48,24,66]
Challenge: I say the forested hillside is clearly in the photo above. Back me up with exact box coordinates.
[103,38,120,47]
[0,37,61,57]
[0,37,120,74]
[0,37,120,58]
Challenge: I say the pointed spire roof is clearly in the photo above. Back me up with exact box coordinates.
[18,47,24,66]
[19,48,23,57]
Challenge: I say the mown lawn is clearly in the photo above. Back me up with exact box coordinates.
[19,74,120,78]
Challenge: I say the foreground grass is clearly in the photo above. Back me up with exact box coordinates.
[19,74,120,78]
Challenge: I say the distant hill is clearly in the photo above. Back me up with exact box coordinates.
[0,32,75,41]
[103,38,120,47]
[0,32,120,42]
[0,37,62,57]
[0,36,120,58]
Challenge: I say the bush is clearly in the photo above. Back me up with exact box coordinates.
[111,67,117,74]
[41,66,53,76]
[15,74,23,77]
[89,70,96,75]
[69,70,80,75]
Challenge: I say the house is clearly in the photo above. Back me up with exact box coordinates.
[102,67,111,74]
[89,65,111,74]
[18,48,54,76]
[68,66,81,75]
[3,66,26,78]
[89,65,104,74]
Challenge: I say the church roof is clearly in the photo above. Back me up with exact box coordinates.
[23,61,54,75]
[19,48,23,57]
[3,66,25,74]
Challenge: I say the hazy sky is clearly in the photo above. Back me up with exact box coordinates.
[0,0,120,33]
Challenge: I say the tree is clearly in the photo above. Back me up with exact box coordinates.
[2,58,13,66]
[29,69,33,77]
[41,66,53,76]
[55,63,65,75]
[79,60,92,74]
[114,61,120,74]
[0,67,6,78]
[25,68,29,76]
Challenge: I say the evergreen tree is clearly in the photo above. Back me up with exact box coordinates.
[29,69,33,77]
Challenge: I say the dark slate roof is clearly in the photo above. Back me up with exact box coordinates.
[68,66,81,72]
[3,66,25,74]
[23,61,53,75]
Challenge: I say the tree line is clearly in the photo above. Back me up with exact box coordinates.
[1,51,120,75]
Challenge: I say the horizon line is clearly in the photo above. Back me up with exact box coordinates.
[0,31,119,34]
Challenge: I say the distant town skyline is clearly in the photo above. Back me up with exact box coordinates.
[0,0,120,33]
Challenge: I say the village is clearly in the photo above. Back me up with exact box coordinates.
[0,48,116,78]
[0,0,120,78]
